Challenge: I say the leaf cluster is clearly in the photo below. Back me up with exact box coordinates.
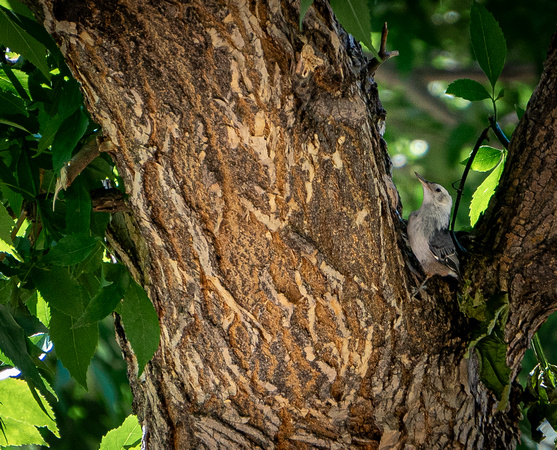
[446,2,509,229]
[0,2,158,446]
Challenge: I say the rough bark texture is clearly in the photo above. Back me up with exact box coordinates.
[26,0,557,448]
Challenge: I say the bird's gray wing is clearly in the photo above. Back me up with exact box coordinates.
[428,229,460,276]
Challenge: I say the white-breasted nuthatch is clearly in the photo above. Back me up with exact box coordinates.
[407,172,460,281]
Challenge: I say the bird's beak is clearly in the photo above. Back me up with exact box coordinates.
[415,172,428,185]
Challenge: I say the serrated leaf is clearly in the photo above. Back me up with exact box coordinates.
[329,0,379,59]
[0,378,58,447]
[470,2,507,88]
[299,0,314,29]
[41,234,99,266]
[0,304,49,398]
[52,108,89,174]
[100,414,142,450]
[65,176,91,234]
[0,6,51,81]
[0,91,28,117]
[28,291,51,327]
[73,263,129,328]
[0,66,30,98]
[121,280,160,376]
[446,78,491,102]
[470,156,505,227]
[461,146,503,172]
[31,266,85,317]
[50,307,98,388]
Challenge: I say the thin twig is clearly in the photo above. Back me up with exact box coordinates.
[450,126,490,250]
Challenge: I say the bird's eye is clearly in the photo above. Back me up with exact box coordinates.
[435,188,442,193]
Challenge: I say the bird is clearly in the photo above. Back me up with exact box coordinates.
[407,172,460,285]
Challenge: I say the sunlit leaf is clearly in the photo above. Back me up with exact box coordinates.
[99,414,142,450]
[0,378,59,447]
[469,156,505,227]
[470,2,507,88]
[461,146,503,172]
[0,5,50,81]
[0,304,49,398]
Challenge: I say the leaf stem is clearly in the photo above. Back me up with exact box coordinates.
[488,116,510,149]
[532,333,549,371]
[450,126,490,239]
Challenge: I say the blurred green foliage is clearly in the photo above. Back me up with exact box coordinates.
[371,0,556,228]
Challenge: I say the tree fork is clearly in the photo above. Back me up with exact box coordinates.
[24,0,557,447]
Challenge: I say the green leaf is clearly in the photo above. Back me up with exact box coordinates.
[0,6,51,81]
[0,304,49,398]
[0,202,14,246]
[52,108,89,174]
[41,234,99,266]
[461,146,503,172]
[31,266,85,317]
[516,105,525,120]
[65,177,92,234]
[37,114,65,155]
[475,334,511,407]
[446,78,491,102]
[26,291,50,327]
[49,307,98,388]
[121,280,160,376]
[469,156,505,227]
[16,147,39,198]
[0,91,28,117]
[329,0,379,60]
[99,415,142,450]
[470,2,507,88]
[0,378,59,447]
[0,203,21,259]
[299,0,314,29]
[73,263,129,328]
[0,66,30,98]
[0,117,32,133]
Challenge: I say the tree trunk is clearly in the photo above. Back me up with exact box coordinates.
[28,0,557,447]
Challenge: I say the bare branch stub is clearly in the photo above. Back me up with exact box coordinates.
[367,22,399,73]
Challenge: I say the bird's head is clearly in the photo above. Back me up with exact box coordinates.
[415,172,453,211]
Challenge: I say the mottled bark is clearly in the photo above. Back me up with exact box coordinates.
[26,0,557,448]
